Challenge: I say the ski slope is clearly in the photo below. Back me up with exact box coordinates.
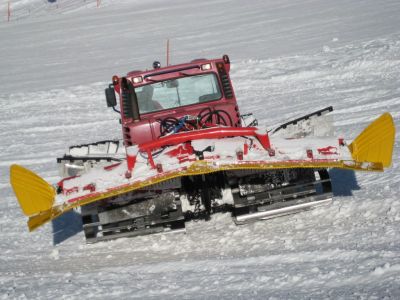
[1,0,400,298]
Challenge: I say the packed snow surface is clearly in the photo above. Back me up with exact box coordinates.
[1,0,400,298]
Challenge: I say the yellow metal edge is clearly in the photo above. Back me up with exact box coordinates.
[27,159,382,231]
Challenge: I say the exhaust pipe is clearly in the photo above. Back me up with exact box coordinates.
[121,77,140,122]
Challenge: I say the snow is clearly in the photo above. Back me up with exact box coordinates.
[1,0,400,299]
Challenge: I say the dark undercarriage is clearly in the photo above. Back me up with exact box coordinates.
[80,168,332,243]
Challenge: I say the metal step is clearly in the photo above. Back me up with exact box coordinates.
[234,193,332,224]
[230,168,332,225]
[99,215,185,233]
[231,179,330,208]
[81,191,185,243]
[82,222,101,229]
[86,223,186,243]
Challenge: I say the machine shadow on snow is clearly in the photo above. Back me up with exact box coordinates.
[52,210,82,245]
[329,169,360,196]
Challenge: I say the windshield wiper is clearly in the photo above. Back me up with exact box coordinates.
[179,72,192,77]
[145,77,162,83]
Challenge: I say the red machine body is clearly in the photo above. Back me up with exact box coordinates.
[112,56,241,146]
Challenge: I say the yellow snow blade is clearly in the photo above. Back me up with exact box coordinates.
[349,113,395,167]
[10,164,55,216]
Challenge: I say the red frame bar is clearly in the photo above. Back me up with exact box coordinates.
[138,127,271,168]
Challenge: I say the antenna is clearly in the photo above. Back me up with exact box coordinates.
[166,39,170,66]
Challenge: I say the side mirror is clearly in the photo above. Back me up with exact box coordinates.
[105,84,117,107]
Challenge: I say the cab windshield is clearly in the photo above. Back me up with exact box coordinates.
[135,73,222,114]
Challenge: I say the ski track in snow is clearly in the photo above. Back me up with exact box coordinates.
[1,0,400,299]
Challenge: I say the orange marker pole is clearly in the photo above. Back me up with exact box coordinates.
[8,1,11,22]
